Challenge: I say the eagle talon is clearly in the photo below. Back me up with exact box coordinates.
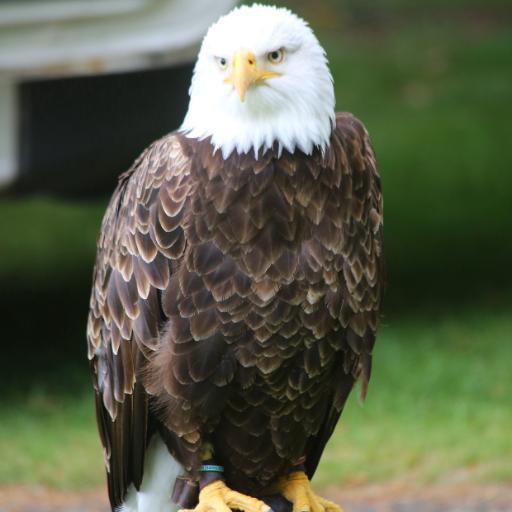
[269,471,342,512]
[179,480,271,512]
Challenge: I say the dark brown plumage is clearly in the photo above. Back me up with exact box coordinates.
[87,112,383,509]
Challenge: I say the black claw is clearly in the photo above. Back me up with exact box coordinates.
[262,495,292,512]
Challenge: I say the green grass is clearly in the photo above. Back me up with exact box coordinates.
[314,309,512,488]
[1,309,510,490]
[0,387,103,489]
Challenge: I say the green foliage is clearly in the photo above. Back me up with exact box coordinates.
[0,198,105,286]
[327,25,512,305]
[2,20,512,305]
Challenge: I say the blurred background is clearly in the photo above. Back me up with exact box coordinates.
[1,0,511,510]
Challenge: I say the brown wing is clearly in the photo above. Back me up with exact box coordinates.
[304,112,384,478]
[86,134,193,509]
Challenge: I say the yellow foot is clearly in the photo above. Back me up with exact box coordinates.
[179,480,271,512]
[270,471,342,512]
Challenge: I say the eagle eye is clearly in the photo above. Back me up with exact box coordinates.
[268,48,285,64]
[216,57,228,70]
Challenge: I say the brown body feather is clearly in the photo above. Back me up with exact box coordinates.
[87,112,384,509]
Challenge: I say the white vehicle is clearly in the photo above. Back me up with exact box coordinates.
[0,0,237,195]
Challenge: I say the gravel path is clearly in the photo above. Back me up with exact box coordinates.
[326,483,512,512]
[1,483,511,512]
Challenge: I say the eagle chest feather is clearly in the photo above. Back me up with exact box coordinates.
[145,123,380,489]
[88,115,383,507]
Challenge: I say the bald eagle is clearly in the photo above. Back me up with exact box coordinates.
[87,4,383,512]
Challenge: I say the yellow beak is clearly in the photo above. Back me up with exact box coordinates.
[224,48,281,102]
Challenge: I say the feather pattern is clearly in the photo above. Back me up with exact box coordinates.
[87,113,383,509]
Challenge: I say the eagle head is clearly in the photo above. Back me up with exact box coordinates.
[180,4,336,159]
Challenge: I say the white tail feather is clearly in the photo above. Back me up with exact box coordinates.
[119,434,183,512]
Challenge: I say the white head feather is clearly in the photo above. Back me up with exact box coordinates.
[180,4,336,159]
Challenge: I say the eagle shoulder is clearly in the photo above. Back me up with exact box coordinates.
[87,132,193,417]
